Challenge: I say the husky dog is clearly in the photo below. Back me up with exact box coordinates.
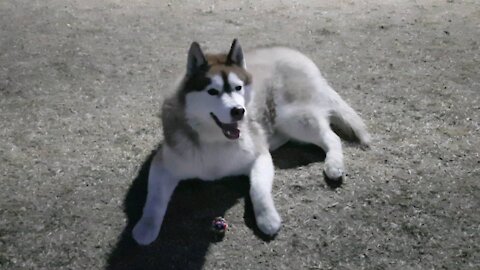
[132,39,370,245]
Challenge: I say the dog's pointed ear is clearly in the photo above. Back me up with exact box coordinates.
[187,42,207,76]
[226,39,246,69]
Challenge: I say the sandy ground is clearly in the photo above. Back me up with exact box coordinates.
[1,0,479,269]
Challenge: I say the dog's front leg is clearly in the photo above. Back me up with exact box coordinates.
[249,152,281,236]
[132,151,179,245]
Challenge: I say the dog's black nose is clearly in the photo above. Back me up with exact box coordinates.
[230,107,245,121]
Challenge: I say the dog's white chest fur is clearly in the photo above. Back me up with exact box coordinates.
[163,135,257,180]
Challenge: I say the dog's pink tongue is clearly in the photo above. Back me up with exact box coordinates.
[223,127,240,140]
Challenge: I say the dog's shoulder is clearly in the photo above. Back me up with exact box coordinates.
[161,94,199,148]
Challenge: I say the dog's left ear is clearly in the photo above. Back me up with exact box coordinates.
[226,39,246,69]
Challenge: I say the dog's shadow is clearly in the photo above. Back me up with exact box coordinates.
[106,142,326,270]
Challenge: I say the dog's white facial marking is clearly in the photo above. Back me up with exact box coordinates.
[228,72,244,89]
[208,74,224,90]
[229,72,253,104]
[184,72,248,141]
[226,72,247,109]
[220,91,244,109]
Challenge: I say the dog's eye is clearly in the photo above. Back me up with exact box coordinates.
[235,86,242,91]
[207,88,220,96]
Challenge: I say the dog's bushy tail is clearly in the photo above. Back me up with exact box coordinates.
[330,97,371,146]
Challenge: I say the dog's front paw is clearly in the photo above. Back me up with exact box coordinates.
[255,208,282,236]
[132,217,161,245]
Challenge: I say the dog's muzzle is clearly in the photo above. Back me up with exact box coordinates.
[230,107,245,121]
[210,113,241,140]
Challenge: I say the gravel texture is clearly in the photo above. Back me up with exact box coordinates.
[1,0,479,269]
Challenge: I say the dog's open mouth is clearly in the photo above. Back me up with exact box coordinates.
[210,113,240,140]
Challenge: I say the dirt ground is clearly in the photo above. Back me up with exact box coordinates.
[1,0,479,269]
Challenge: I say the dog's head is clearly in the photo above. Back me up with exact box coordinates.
[180,39,252,141]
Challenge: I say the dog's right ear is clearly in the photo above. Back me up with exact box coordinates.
[187,42,207,76]
[226,39,246,69]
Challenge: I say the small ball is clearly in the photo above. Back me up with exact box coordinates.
[212,217,228,233]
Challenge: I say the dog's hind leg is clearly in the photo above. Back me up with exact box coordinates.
[132,151,180,245]
[268,133,289,151]
[330,99,371,146]
[276,106,345,181]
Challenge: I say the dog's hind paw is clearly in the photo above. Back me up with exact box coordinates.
[132,218,161,246]
[323,160,345,188]
[323,170,344,189]
[324,164,344,180]
[256,208,282,236]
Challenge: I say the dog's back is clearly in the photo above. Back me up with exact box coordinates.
[245,47,371,146]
